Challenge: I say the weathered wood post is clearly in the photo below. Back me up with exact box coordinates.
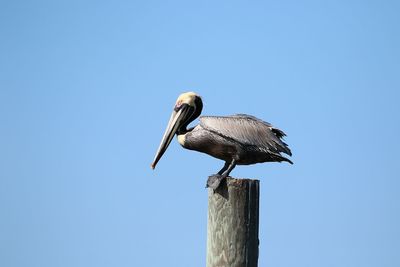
[206,177,260,267]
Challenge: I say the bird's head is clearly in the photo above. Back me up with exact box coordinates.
[151,92,203,169]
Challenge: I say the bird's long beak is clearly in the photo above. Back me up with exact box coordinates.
[151,104,192,169]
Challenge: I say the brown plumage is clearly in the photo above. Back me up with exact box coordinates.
[151,92,292,189]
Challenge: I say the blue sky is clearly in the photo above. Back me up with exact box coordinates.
[1,0,399,266]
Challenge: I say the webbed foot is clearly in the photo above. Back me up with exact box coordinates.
[206,174,225,190]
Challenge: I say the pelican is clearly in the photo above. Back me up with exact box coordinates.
[151,92,292,189]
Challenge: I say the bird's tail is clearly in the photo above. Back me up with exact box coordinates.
[272,152,293,164]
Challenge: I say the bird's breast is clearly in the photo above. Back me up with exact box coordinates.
[177,134,186,146]
[179,125,238,162]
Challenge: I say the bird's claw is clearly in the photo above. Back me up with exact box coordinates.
[206,174,225,190]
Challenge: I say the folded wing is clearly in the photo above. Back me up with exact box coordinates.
[200,114,292,156]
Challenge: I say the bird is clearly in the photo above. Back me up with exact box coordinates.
[151,92,292,189]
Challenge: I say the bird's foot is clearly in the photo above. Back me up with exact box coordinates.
[206,174,225,190]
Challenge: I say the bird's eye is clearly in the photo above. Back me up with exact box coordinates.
[174,100,183,111]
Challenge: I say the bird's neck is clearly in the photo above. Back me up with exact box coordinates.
[177,97,203,135]
[177,125,195,135]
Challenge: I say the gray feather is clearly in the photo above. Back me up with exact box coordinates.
[200,114,292,156]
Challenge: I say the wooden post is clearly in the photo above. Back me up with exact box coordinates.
[206,177,260,267]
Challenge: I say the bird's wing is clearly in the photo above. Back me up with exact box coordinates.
[200,114,292,156]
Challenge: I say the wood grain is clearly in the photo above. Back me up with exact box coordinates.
[206,177,259,267]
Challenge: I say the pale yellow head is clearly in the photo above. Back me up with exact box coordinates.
[151,91,203,169]
[175,92,200,109]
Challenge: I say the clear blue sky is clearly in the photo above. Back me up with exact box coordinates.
[1,1,399,266]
